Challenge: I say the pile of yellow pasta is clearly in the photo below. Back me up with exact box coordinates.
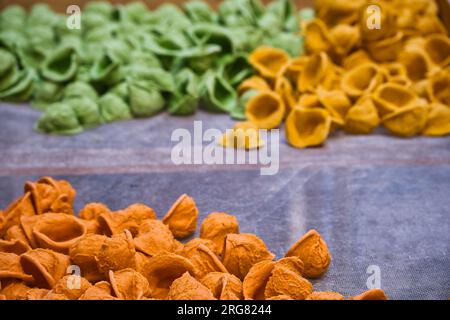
[228,0,450,149]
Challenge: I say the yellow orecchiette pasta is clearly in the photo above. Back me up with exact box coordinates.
[237,76,271,96]
[298,52,331,93]
[239,0,450,148]
[398,48,434,82]
[427,71,450,106]
[275,76,297,113]
[285,107,332,148]
[219,121,265,150]
[344,96,380,134]
[382,100,428,137]
[248,47,290,80]
[329,24,360,57]
[359,1,397,42]
[341,63,384,99]
[303,19,332,54]
[422,103,450,136]
[372,83,417,117]
[316,0,365,26]
[245,91,285,129]
[424,34,450,68]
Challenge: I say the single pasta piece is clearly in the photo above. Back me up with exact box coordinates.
[285,107,332,149]
[422,103,450,136]
[245,91,285,129]
[341,63,384,99]
[219,121,265,150]
[352,288,388,300]
[162,194,198,239]
[372,83,418,117]
[344,95,380,134]
[382,102,429,137]
[248,47,290,80]
[285,229,331,279]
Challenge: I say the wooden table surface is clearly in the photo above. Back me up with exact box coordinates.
[1,102,449,299]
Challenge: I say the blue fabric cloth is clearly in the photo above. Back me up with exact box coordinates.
[0,103,449,299]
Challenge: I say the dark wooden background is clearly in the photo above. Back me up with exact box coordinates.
[0,0,314,11]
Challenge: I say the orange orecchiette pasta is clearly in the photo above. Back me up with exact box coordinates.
[78,203,110,221]
[97,203,156,236]
[0,252,34,283]
[32,213,87,254]
[167,272,216,300]
[109,268,149,300]
[142,253,196,299]
[201,272,243,300]
[351,288,389,300]
[222,233,275,280]
[0,238,31,255]
[243,257,311,300]
[162,194,198,239]
[180,242,228,279]
[24,177,76,216]
[285,229,331,279]
[20,248,70,289]
[48,275,92,300]
[200,212,239,255]
[1,176,391,300]
[306,291,345,300]
[96,231,136,276]
[133,219,177,257]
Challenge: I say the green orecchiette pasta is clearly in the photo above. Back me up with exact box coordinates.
[0,69,35,102]
[63,81,98,102]
[66,97,102,128]
[129,82,165,117]
[0,48,16,78]
[31,80,65,110]
[36,102,83,135]
[168,69,200,115]
[99,93,132,123]
[0,0,307,135]
[90,50,123,86]
[184,0,217,23]
[230,89,260,120]
[202,72,237,113]
[41,46,78,83]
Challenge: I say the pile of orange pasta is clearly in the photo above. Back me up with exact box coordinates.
[0,177,387,300]
[226,0,450,149]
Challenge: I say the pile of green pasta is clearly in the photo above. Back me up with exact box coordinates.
[0,0,313,135]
